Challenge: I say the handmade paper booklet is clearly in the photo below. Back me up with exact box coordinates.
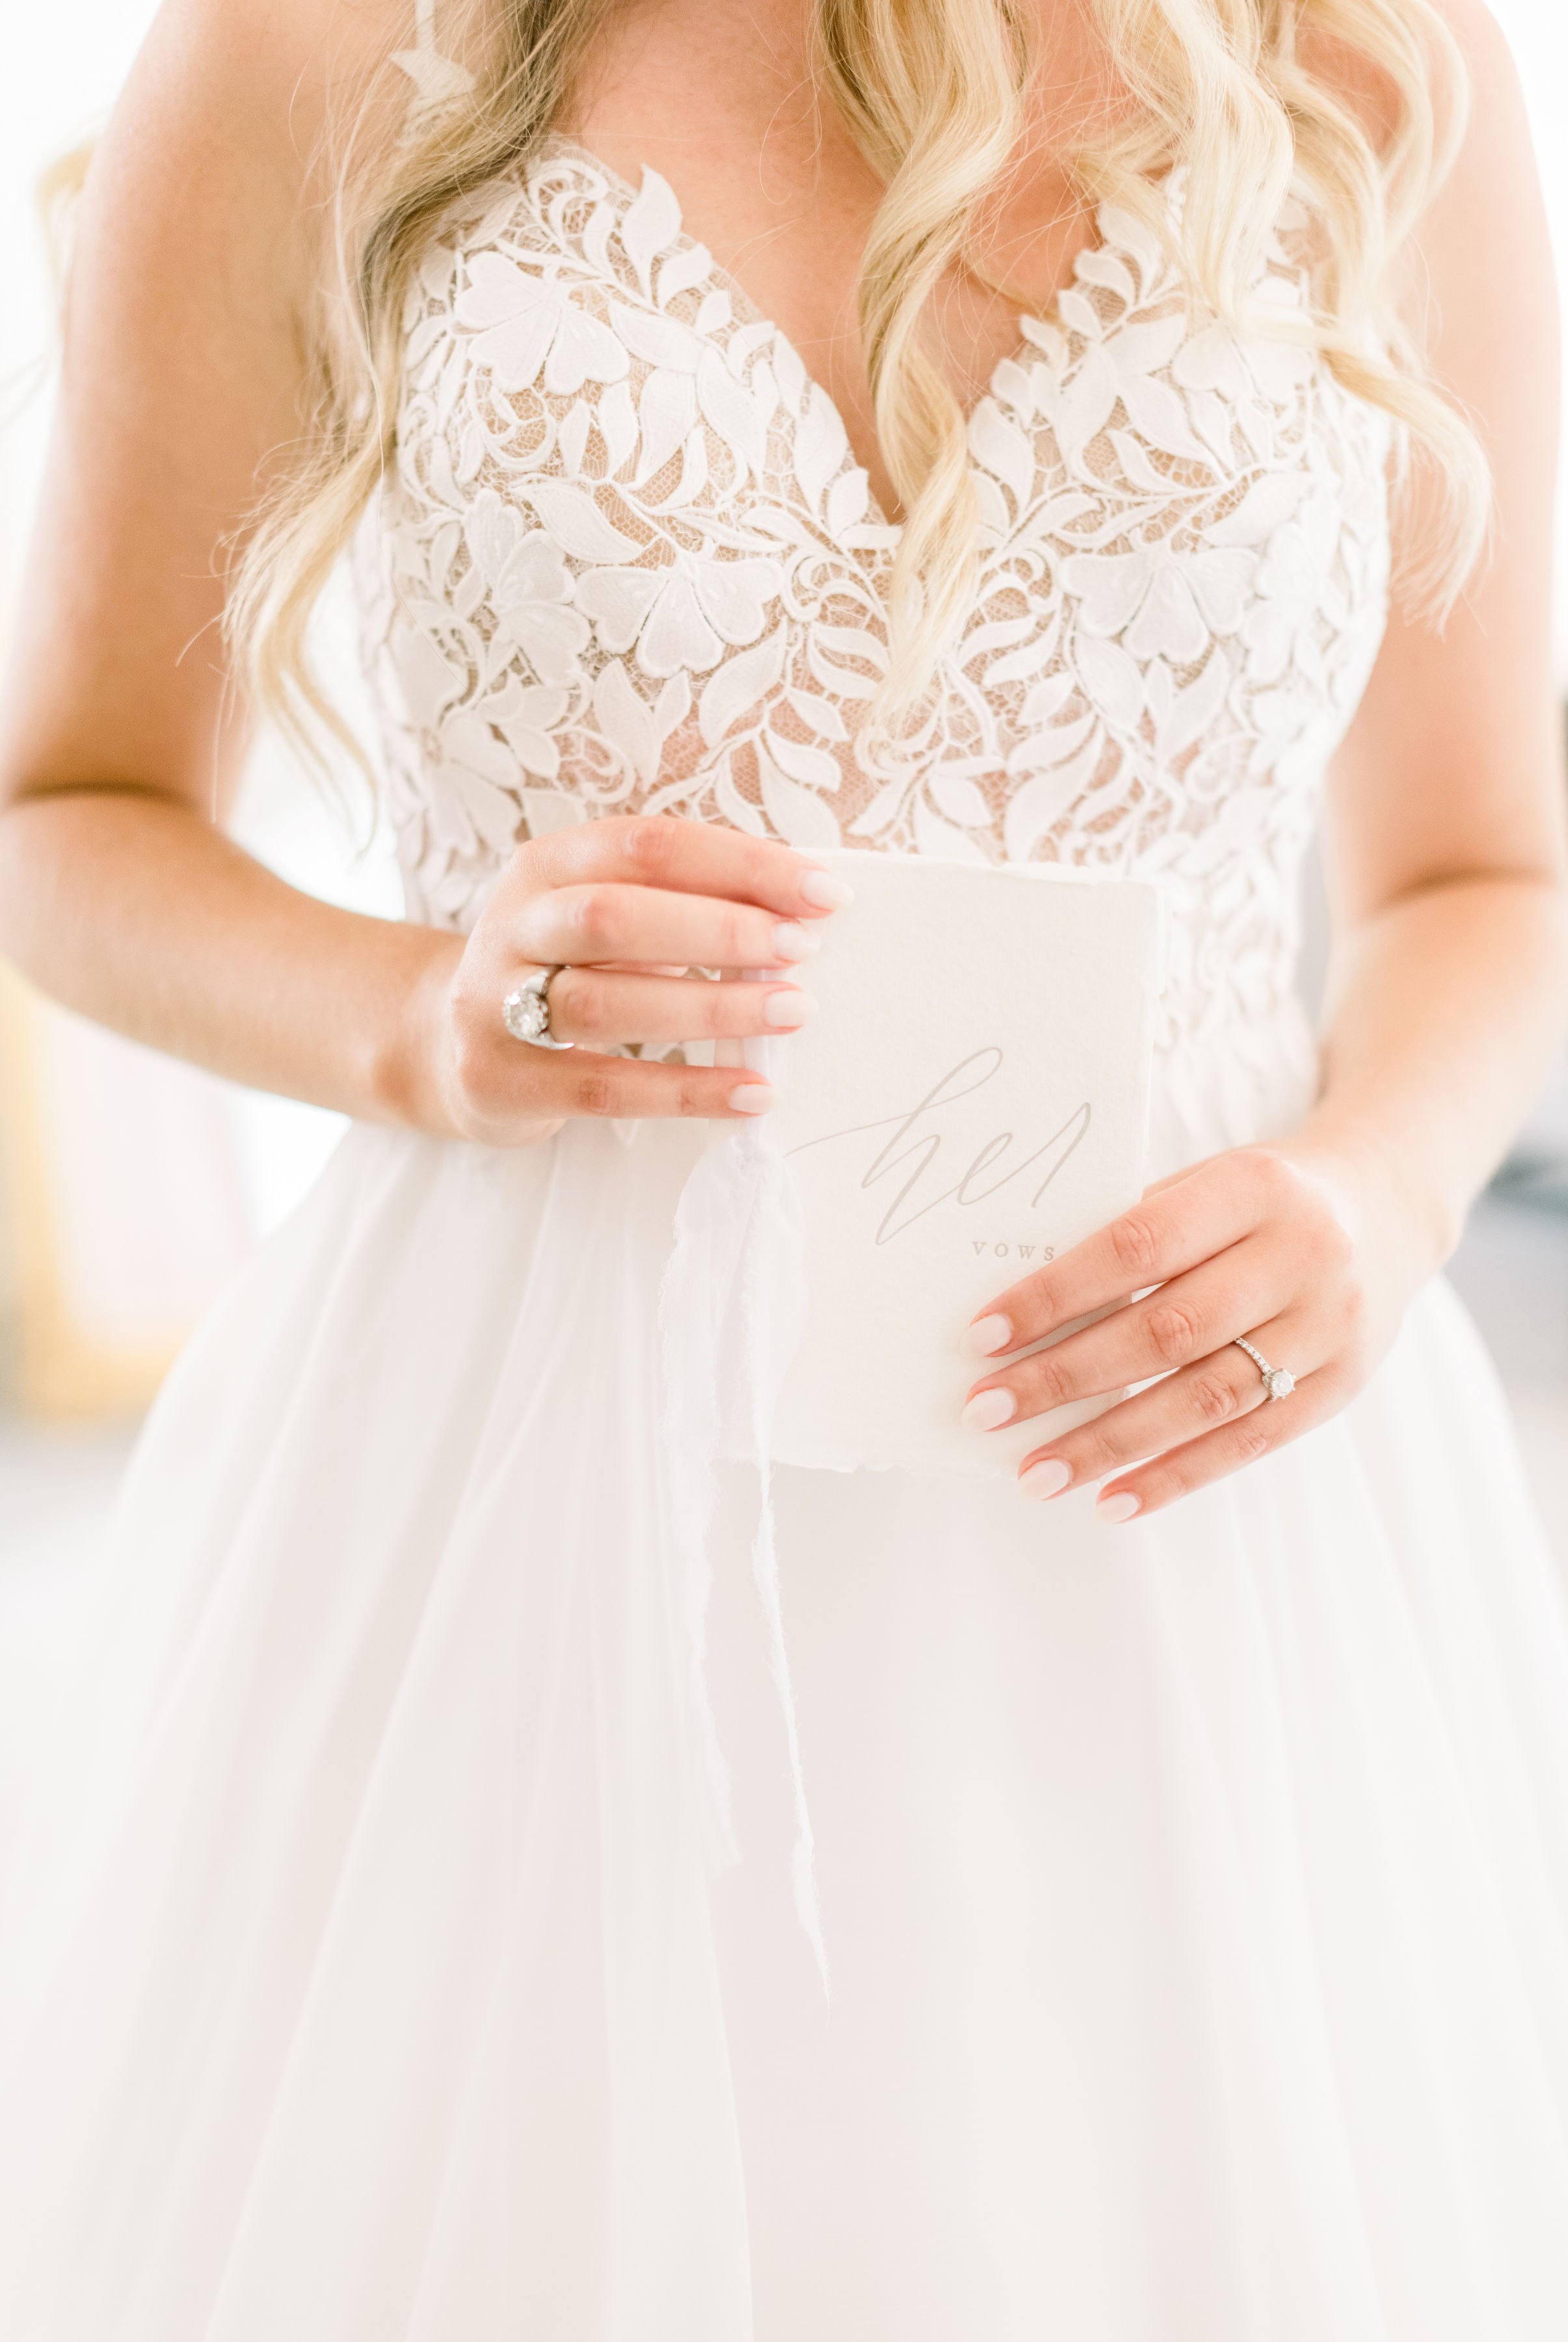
[760,850,1165,1477]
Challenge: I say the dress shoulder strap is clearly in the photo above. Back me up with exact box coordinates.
[391,0,475,118]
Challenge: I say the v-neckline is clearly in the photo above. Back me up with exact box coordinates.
[540,132,1120,537]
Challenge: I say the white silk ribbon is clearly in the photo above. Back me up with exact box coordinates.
[657,1012,827,1987]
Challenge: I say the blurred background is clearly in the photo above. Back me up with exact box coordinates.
[1,2,1566,1789]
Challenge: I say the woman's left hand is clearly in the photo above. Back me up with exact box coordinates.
[959,1141,1424,1521]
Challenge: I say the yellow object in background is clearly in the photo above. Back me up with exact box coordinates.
[0,965,253,1418]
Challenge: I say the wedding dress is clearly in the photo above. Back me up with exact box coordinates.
[3,132,1568,2342]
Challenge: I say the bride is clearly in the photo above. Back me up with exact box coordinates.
[2,0,1567,2330]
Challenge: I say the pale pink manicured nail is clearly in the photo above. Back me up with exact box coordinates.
[763,989,817,1029]
[961,1386,1017,1432]
[1019,1458,1072,1500]
[771,921,820,962]
[1096,1491,1141,1524]
[963,1312,1012,1359]
[729,1083,775,1114]
[799,867,854,911]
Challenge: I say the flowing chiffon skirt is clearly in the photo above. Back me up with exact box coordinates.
[3,1066,1568,2339]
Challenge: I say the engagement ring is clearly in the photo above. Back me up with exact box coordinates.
[501,965,574,1051]
[1232,1336,1295,1401]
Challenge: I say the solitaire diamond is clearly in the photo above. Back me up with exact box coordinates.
[503,986,547,1043]
[1233,1336,1296,1401]
[501,967,572,1049]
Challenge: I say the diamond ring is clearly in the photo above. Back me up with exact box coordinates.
[501,965,574,1051]
[1232,1336,1295,1401]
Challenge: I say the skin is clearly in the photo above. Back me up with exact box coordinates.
[0,0,1564,1520]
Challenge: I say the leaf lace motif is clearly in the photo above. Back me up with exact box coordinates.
[356,144,1393,1067]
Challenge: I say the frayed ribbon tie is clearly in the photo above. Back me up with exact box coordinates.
[658,1112,827,1991]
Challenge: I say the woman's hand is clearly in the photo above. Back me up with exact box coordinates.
[419,813,849,1145]
[958,1140,1424,1521]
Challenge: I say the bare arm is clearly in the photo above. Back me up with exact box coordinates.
[0,0,460,1119]
[964,0,1568,1512]
[1308,0,1568,1271]
[0,0,837,1141]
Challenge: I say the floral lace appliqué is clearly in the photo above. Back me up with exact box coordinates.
[356,140,1392,1073]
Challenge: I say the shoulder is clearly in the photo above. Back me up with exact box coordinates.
[1294,0,1548,362]
[1297,0,1530,198]
[1400,2,1552,383]
[81,0,421,249]
[120,0,419,115]
[53,0,443,424]
[1416,1,1544,263]
[1424,0,1519,82]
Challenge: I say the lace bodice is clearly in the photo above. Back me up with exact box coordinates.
[357,137,1392,1097]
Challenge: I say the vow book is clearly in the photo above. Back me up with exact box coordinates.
[760,851,1165,1477]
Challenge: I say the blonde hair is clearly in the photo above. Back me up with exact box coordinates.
[229,0,1487,754]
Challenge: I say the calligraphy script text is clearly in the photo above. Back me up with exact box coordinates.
[787,1049,1091,1245]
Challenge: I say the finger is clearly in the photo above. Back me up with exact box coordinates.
[961,1233,1299,1428]
[516,813,854,921]
[1141,1151,1224,1198]
[516,883,822,976]
[499,1047,778,1122]
[545,969,816,1047]
[1089,1321,1337,1522]
[962,1148,1296,1356]
[1010,1315,1318,1500]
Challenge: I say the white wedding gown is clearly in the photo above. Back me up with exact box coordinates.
[4,139,1568,2341]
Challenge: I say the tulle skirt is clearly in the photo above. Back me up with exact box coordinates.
[3,1064,1568,2339]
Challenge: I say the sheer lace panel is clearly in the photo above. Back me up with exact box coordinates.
[356,141,1392,1066]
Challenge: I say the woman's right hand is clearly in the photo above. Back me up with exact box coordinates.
[421,814,850,1146]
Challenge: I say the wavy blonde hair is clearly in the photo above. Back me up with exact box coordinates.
[229,0,1487,755]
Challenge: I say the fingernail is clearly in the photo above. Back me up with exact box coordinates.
[729,1083,775,1114]
[961,1386,1017,1432]
[799,867,854,911]
[1019,1457,1072,1500]
[763,989,816,1029]
[772,921,821,962]
[1096,1491,1141,1524]
[963,1312,1012,1359]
